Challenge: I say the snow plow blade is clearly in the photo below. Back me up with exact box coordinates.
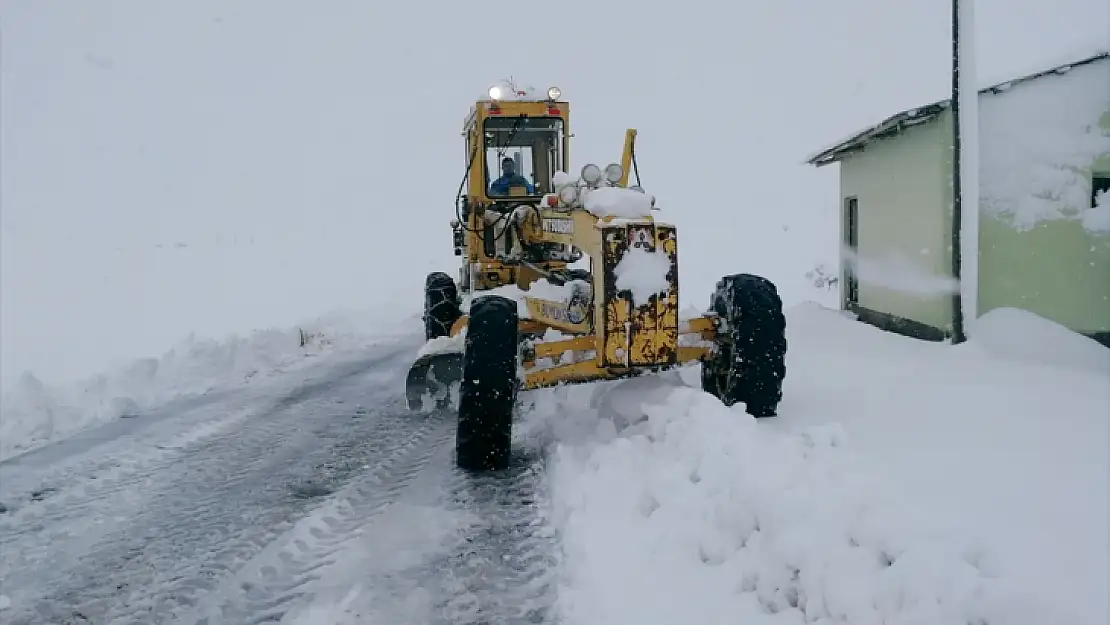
[404,352,464,411]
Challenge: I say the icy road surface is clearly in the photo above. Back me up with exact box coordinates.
[0,336,556,625]
[0,304,1105,625]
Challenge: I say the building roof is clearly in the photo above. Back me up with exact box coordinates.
[805,51,1110,167]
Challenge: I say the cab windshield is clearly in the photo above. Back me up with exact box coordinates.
[484,116,565,199]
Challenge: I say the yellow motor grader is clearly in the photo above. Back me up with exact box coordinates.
[406,83,787,471]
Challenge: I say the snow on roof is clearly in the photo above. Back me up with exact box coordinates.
[805,50,1110,167]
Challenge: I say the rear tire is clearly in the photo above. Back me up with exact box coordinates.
[701,274,787,417]
[456,295,519,471]
[424,272,460,341]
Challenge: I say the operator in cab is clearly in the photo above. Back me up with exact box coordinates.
[489,157,535,196]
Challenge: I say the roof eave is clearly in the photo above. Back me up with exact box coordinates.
[804,50,1109,167]
[804,102,949,166]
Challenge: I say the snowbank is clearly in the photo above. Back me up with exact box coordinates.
[546,385,1046,625]
[778,303,1109,625]
[0,310,412,461]
[538,301,1108,625]
[968,306,1110,374]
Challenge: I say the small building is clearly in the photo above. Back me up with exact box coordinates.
[806,51,1110,346]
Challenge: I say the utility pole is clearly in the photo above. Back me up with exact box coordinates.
[950,0,978,344]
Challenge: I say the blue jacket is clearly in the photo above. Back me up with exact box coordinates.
[489,174,535,195]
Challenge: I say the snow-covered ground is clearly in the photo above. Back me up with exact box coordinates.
[8,299,1091,624]
[4,1,1109,623]
[0,308,415,462]
[528,303,1109,625]
[171,302,1100,625]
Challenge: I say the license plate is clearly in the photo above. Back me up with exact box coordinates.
[542,218,574,235]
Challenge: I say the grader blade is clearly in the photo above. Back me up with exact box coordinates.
[405,352,464,411]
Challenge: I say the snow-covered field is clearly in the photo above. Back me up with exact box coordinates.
[528,303,1109,625]
[4,1,1109,623]
[0,308,415,461]
[8,299,1096,624]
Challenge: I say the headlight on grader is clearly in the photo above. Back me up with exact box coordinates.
[604,163,624,185]
[581,163,603,187]
[558,184,579,206]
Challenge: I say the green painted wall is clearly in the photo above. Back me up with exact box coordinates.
[978,217,1110,333]
[974,61,1110,336]
[839,117,952,331]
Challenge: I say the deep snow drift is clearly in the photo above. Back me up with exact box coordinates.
[521,303,1109,625]
[0,309,415,461]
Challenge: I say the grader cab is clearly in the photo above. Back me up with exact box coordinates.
[406,82,788,471]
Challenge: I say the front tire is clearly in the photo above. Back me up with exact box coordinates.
[424,271,460,341]
[456,295,519,471]
[701,274,787,416]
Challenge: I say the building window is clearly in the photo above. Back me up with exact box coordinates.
[1093,174,1110,208]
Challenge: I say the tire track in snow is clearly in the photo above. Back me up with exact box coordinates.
[178,409,456,625]
[431,452,559,624]
[0,397,275,602]
[0,346,411,567]
[0,350,417,625]
[288,447,560,625]
[4,340,562,625]
[0,346,408,506]
[179,421,560,625]
[0,394,251,550]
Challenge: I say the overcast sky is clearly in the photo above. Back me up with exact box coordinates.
[2,0,1108,383]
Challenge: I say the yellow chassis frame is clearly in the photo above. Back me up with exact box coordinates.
[446,314,718,391]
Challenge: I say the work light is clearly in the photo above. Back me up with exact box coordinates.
[559,184,579,205]
[581,164,602,186]
[604,163,624,184]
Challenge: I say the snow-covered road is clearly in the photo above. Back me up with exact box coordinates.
[0,337,557,625]
[1,304,1105,625]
